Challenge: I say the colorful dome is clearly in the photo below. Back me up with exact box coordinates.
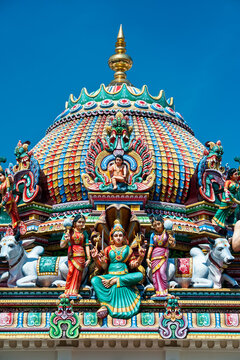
[33,27,204,205]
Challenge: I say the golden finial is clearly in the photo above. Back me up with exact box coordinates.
[108,25,133,86]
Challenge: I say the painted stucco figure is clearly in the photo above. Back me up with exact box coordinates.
[60,214,90,298]
[91,220,145,319]
[197,140,225,203]
[82,111,155,193]
[0,167,20,229]
[108,154,128,190]
[146,215,175,298]
[14,140,32,172]
[212,168,240,231]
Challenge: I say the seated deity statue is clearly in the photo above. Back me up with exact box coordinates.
[108,155,128,190]
[91,220,145,319]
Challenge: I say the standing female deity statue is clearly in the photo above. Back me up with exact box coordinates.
[91,220,145,319]
[0,168,20,229]
[146,215,175,299]
[60,214,90,298]
[212,168,240,231]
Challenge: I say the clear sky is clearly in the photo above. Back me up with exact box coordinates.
[1,0,239,168]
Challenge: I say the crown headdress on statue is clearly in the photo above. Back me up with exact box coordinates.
[110,219,125,238]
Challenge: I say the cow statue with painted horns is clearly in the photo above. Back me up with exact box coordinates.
[0,231,68,287]
[168,237,239,289]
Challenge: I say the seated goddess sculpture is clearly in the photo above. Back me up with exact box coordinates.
[108,155,128,190]
[91,220,145,319]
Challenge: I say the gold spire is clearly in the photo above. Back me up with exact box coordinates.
[108,25,133,86]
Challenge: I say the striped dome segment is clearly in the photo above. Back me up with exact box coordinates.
[33,98,204,204]
[140,117,162,199]
[34,115,110,204]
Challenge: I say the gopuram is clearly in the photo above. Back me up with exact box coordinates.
[1,26,240,359]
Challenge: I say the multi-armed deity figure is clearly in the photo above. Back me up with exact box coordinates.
[91,219,145,319]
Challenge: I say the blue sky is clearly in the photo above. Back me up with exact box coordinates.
[1,0,239,168]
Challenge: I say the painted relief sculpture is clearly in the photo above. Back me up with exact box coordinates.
[159,296,188,339]
[204,140,224,170]
[82,111,155,192]
[49,297,80,339]
[0,161,21,229]
[197,140,226,203]
[146,215,175,298]
[11,140,41,203]
[91,219,145,319]
[212,168,240,231]
[60,214,90,298]
[13,140,33,172]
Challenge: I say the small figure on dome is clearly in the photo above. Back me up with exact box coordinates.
[108,155,128,191]
[205,140,224,170]
[60,214,90,298]
[146,215,176,299]
[0,164,21,229]
[91,219,145,319]
[212,168,240,232]
[14,140,33,172]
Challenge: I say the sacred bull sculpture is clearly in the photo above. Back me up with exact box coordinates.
[146,238,239,290]
[0,235,68,287]
[170,237,238,288]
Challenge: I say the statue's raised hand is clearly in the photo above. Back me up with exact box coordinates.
[98,251,107,265]
[138,246,146,259]
[91,247,98,259]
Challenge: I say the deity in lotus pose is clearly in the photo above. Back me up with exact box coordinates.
[91,220,145,319]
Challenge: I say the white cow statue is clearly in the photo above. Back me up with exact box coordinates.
[0,235,68,287]
[146,237,239,290]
